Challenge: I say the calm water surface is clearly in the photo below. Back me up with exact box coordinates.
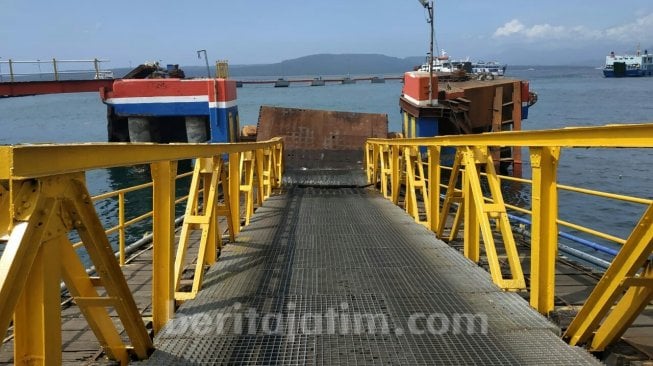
[1,66,652,262]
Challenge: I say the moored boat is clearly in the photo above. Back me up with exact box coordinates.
[603,48,653,77]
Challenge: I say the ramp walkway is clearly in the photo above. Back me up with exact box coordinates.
[140,187,599,365]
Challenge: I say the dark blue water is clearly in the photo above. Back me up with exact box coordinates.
[1,66,651,263]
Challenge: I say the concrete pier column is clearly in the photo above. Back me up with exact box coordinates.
[185,116,208,142]
[128,117,152,142]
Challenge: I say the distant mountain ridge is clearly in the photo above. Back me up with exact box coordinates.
[127,54,424,78]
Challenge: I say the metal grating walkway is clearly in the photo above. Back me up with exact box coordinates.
[138,187,601,365]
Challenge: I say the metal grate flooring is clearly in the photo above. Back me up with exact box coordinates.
[137,187,601,365]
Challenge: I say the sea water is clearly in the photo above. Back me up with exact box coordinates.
[1,66,652,264]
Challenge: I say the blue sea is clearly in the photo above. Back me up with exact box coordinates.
[1,66,652,265]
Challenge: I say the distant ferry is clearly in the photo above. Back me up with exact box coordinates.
[471,61,507,76]
[418,51,506,76]
[603,48,653,77]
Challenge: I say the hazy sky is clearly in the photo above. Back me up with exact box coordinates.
[2,0,653,68]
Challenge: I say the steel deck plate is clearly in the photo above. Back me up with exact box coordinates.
[137,187,601,365]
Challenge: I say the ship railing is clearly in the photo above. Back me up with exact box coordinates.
[0,138,283,364]
[365,123,653,352]
[0,58,112,82]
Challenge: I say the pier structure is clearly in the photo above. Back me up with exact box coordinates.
[0,58,114,97]
[239,75,401,87]
[1,124,653,364]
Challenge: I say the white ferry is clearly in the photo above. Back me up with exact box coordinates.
[603,48,653,77]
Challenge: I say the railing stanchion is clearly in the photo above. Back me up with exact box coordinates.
[529,147,561,314]
[52,58,58,81]
[428,145,441,233]
[118,192,126,266]
[150,160,178,334]
[229,152,241,235]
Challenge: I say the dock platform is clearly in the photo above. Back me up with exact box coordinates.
[140,187,600,365]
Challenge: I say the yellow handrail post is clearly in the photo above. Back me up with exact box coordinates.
[391,145,400,205]
[229,152,241,235]
[118,192,126,266]
[463,168,480,262]
[427,146,441,233]
[529,146,561,314]
[151,160,178,334]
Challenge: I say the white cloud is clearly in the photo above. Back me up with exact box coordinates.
[493,12,653,44]
[605,12,653,42]
[493,19,524,37]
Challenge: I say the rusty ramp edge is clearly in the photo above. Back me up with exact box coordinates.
[256,106,387,187]
[257,105,387,167]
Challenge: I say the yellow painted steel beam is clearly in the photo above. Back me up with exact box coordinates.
[529,147,561,315]
[59,236,128,363]
[151,161,178,335]
[367,123,653,148]
[427,146,441,233]
[14,238,61,365]
[391,145,400,205]
[591,262,653,351]
[0,194,56,348]
[229,153,241,236]
[0,138,283,179]
[565,202,653,347]
[0,184,9,239]
[438,150,463,238]
[461,147,525,290]
[463,172,480,262]
[65,176,153,358]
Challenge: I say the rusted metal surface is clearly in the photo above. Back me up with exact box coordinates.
[0,80,115,97]
[257,106,388,170]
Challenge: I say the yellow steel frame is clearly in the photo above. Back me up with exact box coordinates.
[442,147,525,290]
[0,175,152,364]
[403,147,429,226]
[564,202,653,350]
[0,138,283,364]
[366,123,653,350]
[173,157,234,302]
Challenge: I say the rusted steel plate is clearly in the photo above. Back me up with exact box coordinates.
[257,106,388,170]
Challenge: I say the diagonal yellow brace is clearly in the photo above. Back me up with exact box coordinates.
[461,147,525,290]
[403,147,419,220]
[0,185,55,348]
[565,202,653,347]
[591,261,653,351]
[65,177,153,359]
[59,236,129,363]
[438,149,463,238]
[174,157,227,301]
[239,151,255,226]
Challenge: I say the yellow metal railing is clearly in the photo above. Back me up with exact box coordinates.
[366,123,653,352]
[0,139,283,364]
[70,170,193,266]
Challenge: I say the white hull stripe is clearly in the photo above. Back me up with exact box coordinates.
[105,96,208,104]
[209,100,238,109]
[105,96,237,109]
[403,94,438,107]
